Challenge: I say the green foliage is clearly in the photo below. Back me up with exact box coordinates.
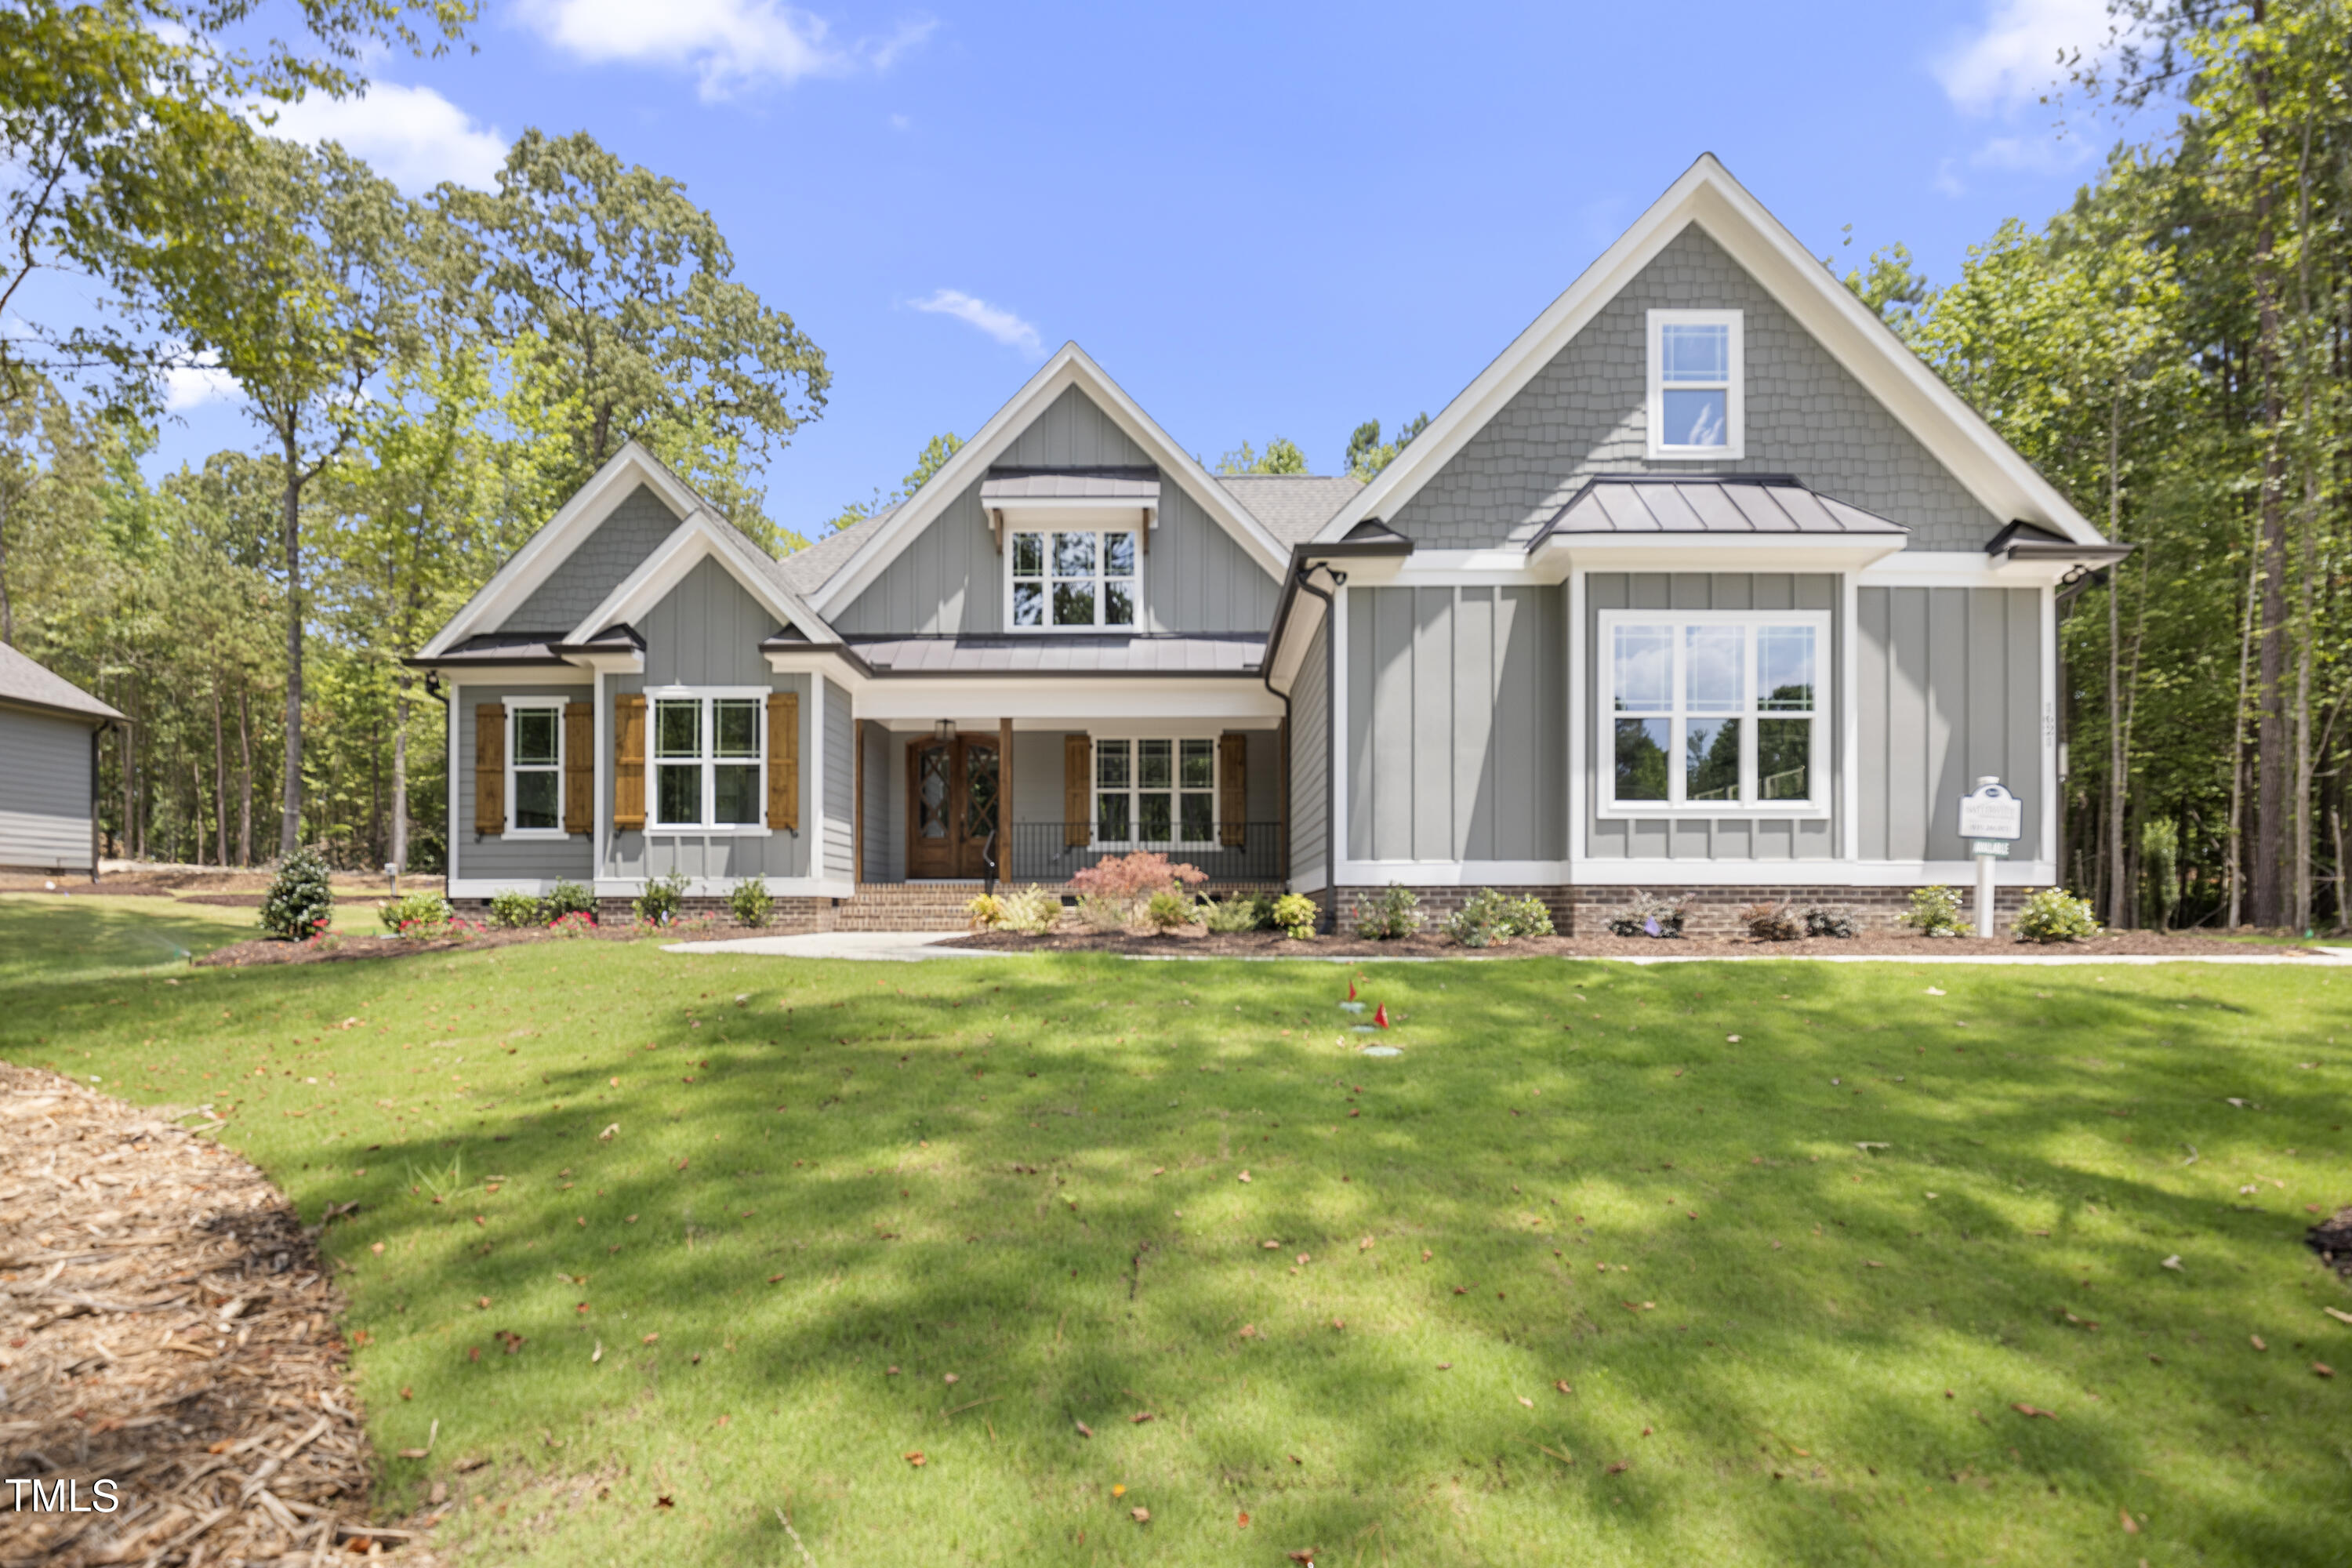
[1143,887,1200,933]
[543,880,597,922]
[1738,902,1800,942]
[1350,883,1424,940]
[1901,885,1968,937]
[488,890,543,929]
[1442,887,1554,948]
[259,845,334,939]
[1074,893,1128,935]
[1214,437,1308,475]
[826,431,964,534]
[2141,818,2182,930]
[1199,893,1266,933]
[1269,891,1319,939]
[633,869,688,927]
[2014,887,2103,943]
[999,887,1063,935]
[379,891,453,938]
[728,878,773,928]
[964,893,1007,931]
[1837,235,1934,343]
[1344,412,1428,481]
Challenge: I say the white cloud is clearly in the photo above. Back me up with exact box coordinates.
[163,349,237,413]
[519,0,935,101]
[1969,133,2093,174]
[1934,0,2112,116]
[262,82,508,193]
[910,289,1044,359]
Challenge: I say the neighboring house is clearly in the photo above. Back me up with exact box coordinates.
[0,644,122,877]
[412,155,2126,930]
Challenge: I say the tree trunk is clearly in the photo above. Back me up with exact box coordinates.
[237,685,254,867]
[2105,394,2129,928]
[2227,497,2259,927]
[2290,114,2319,935]
[279,426,305,859]
[2251,11,2288,928]
[391,674,411,873]
[210,678,229,866]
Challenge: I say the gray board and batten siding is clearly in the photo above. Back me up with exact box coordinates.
[0,706,97,872]
[830,386,1279,637]
[1856,585,2043,863]
[1388,224,2004,553]
[1584,572,1839,863]
[822,680,852,877]
[1286,627,1330,887]
[451,681,597,883]
[498,484,684,635]
[1345,584,1567,864]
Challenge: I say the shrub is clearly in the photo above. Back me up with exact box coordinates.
[1144,887,1200,932]
[260,845,336,941]
[2013,886,2100,943]
[1603,889,1687,938]
[1068,851,1207,921]
[729,878,774,928]
[544,880,597,922]
[1075,893,1129,934]
[1738,901,1800,942]
[1200,893,1265,933]
[1443,887,1555,949]
[1803,904,1860,939]
[1351,884,1425,941]
[488,890,544,929]
[377,891,452,939]
[1270,892,1319,939]
[548,910,598,939]
[1000,887,1065,935]
[964,892,1009,931]
[1900,884,1967,937]
[634,869,689,927]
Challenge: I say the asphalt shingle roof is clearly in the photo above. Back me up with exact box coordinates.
[0,644,122,720]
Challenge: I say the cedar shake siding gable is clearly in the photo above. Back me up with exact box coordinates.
[498,483,688,635]
[1389,225,2002,552]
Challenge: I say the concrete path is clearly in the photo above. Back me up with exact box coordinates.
[661,930,997,961]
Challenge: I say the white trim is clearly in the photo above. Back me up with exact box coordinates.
[446,687,461,883]
[567,510,836,648]
[1839,572,1861,862]
[644,688,770,833]
[448,876,856,900]
[1319,154,2103,548]
[499,697,567,840]
[2039,583,2058,870]
[593,669,610,882]
[1595,608,1831,818]
[1566,568,1587,860]
[1328,858,2056,888]
[1002,521,1144,633]
[990,497,1159,519]
[1084,733,1224,851]
[809,677,826,881]
[1646,308,1744,459]
[420,441,704,659]
[839,680,1284,721]
[810,343,1288,615]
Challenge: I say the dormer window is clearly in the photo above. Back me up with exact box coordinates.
[1647,309,1743,459]
[1009,527,1139,629]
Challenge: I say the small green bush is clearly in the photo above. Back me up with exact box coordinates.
[1352,884,1425,940]
[488,890,544,929]
[1443,888,1554,949]
[260,846,336,941]
[2013,886,2100,943]
[1270,892,1319,939]
[634,869,689,927]
[1901,884,1968,937]
[378,891,452,939]
[1200,894,1265,933]
[1143,887,1200,932]
[1803,905,1860,939]
[1738,901,1800,942]
[1000,887,1064,935]
[729,878,775,928]
[964,892,1009,931]
[543,879,597,922]
[1075,893,1128,934]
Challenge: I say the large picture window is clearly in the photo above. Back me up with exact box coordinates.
[649,691,765,831]
[1602,612,1825,813]
[1011,528,1139,630]
[506,701,564,834]
[1646,309,1744,459]
[1094,737,1216,845]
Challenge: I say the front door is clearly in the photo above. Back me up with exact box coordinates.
[906,735,1000,879]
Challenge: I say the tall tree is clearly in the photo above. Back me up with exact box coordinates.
[1216,437,1309,475]
[824,430,963,534]
[1344,413,1428,481]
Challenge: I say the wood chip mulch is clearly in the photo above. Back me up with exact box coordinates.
[0,1063,441,1566]
[943,927,2311,958]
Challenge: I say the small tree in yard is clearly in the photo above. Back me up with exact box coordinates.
[1068,852,1206,922]
[260,845,334,940]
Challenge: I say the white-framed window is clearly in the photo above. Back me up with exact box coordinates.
[1646,309,1744,459]
[504,699,565,837]
[647,687,768,834]
[1599,610,1827,814]
[1093,736,1217,846]
[1009,527,1140,630]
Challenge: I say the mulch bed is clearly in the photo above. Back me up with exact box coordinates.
[2310,1207,2352,1285]
[0,1064,442,1566]
[943,927,2314,959]
[194,923,659,969]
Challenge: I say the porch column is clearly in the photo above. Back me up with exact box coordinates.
[999,717,1014,882]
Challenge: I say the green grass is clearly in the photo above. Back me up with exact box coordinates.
[0,892,259,985]
[5,904,2348,1566]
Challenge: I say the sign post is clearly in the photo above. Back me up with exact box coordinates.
[1956,778,2024,938]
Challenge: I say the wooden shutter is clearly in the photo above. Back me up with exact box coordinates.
[562,702,593,833]
[1219,730,1247,848]
[474,704,504,835]
[1062,733,1090,846]
[612,695,646,830]
[767,691,800,831]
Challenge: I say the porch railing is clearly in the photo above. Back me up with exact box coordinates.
[1005,822,1284,886]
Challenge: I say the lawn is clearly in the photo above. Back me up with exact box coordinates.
[3,901,2347,1567]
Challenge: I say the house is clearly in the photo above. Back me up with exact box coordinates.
[0,643,122,878]
[412,155,2127,932]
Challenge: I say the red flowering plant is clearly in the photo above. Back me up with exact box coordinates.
[1068,852,1207,927]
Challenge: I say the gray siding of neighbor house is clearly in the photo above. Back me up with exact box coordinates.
[1287,630,1330,886]
[1857,586,2043,862]
[1389,225,2002,552]
[499,484,685,634]
[1584,572,1841,862]
[1345,585,1566,863]
[822,680,851,878]
[831,386,1278,635]
[0,706,94,871]
[451,682,596,884]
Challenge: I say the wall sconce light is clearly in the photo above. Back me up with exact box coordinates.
[933,719,956,743]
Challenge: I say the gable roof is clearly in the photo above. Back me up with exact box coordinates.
[1316,154,2105,549]
[1214,474,1363,546]
[803,344,1292,616]
[566,506,839,648]
[0,643,121,721]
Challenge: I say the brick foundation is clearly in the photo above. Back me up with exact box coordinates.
[1328,883,2042,938]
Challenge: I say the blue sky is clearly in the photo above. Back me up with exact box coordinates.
[154,0,2152,540]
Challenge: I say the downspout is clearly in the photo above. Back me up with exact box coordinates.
[1290,562,1346,930]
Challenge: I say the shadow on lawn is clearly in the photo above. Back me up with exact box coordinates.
[11,944,2346,1566]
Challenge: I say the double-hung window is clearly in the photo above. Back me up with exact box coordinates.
[1646,309,1743,459]
[506,701,564,835]
[649,691,764,832]
[1602,612,1826,812]
[1094,737,1215,845]
[1011,528,1139,629]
